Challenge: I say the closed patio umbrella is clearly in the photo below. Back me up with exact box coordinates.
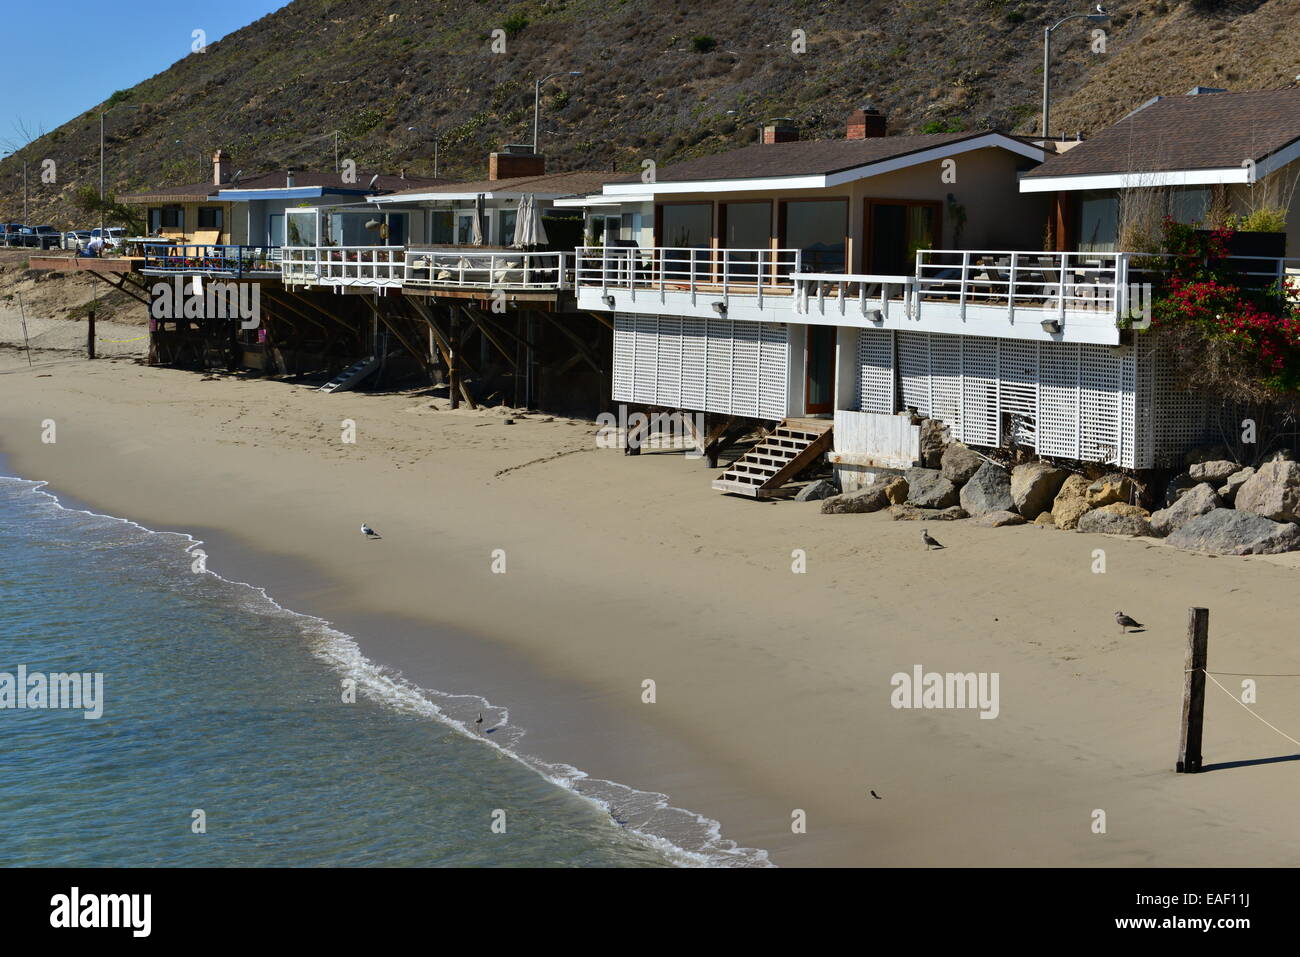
[511,194,549,249]
[471,194,485,246]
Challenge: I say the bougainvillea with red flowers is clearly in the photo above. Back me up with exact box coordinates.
[1148,217,1300,400]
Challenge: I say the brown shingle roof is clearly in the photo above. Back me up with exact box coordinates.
[642,131,997,182]
[384,170,615,197]
[1025,89,1300,179]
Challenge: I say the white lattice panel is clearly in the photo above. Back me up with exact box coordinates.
[632,315,659,405]
[998,339,1038,450]
[731,320,760,419]
[656,315,683,409]
[857,328,895,414]
[759,323,790,421]
[1079,343,1123,465]
[929,333,962,433]
[681,318,708,411]
[706,317,733,414]
[1037,341,1081,461]
[961,336,1000,447]
[897,331,931,416]
[612,313,635,403]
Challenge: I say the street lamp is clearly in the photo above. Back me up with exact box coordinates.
[532,71,582,155]
[100,103,141,235]
[407,126,441,178]
[1042,6,1110,139]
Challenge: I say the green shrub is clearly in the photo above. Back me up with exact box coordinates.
[502,12,529,36]
[691,35,717,53]
[1232,207,1287,233]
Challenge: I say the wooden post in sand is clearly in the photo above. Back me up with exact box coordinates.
[448,308,460,410]
[1176,607,1209,773]
[87,310,96,360]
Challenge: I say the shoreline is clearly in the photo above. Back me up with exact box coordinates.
[4,353,1300,866]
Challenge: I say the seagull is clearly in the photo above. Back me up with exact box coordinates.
[475,712,484,732]
[870,790,882,800]
[1095,4,1107,14]
[360,523,382,540]
[922,530,945,550]
[1115,611,1143,633]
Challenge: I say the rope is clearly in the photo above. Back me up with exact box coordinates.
[1202,670,1300,749]
[98,335,148,343]
[1186,669,1300,678]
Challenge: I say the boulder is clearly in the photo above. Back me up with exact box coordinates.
[1010,463,1069,520]
[820,482,890,514]
[1149,483,1221,536]
[972,509,1026,528]
[1164,472,1197,508]
[1033,511,1057,527]
[1086,473,1135,507]
[795,479,838,502]
[1167,509,1300,556]
[1188,459,1240,484]
[1051,474,1094,530]
[1077,502,1154,537]
[888,504,968,522]
[903,468,960,508]
[1234,461,1300,523]
[919,418,951,468]
[1218,467,1254,504]
[940,443,984,485]
[883,477,909,505]
[1264,448,1297,463]
[959,461,1015,517]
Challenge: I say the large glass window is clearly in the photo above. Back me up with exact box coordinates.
[1078,192,1119,252]
[658,203,712,248]
[783,199,847,272]
[499,209,517,246]
[286,210,317,247]
[268,214,284,247]
[326,211,407,246]
[721,201,771,279]
[1169,187,1211,225]
[430,210,454,244]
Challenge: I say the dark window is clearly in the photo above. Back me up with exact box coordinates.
[160,206,184,229]
[782,199,847,273]
[197,207,223,229]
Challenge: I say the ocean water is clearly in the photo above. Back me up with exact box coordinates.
[0,475,769,867]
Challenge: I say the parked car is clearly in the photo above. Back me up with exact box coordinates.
[30,225,62,250]
[1,223,25,247]
[88,227,127,250]
[64,230,91,251]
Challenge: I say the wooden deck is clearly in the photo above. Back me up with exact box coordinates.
[29,255,144,274]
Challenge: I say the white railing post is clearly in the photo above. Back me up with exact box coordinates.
[958,250,970,321]
[1059,251,1069,323]
[757,249,765,310]
[1008,252,1018,325]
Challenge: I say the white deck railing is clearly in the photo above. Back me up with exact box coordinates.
[282,246,406,287]
[404,249,570,290]
[794,272,917,321]
[575,246,802,308]
[913,250,1126,321]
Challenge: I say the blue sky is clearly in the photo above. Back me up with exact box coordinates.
[1,0,290,150]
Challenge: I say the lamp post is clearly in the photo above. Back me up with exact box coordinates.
[100,104,141,236]
[407,127,441,178]
[532,71,582,156]
[1042,7,1110,139]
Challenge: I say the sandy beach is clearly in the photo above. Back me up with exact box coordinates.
[3,344,1300,867]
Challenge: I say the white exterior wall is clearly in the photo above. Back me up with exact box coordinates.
[612,313,790,420]
[851,328,1212,468]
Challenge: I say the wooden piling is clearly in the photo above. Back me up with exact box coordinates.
[1176,607,1209,773]
[87,310,96,360]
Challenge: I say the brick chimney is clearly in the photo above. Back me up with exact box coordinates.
[762,118,798,144]
[212,149,231,185]
[847,107,887,139]
[490,145,545,180]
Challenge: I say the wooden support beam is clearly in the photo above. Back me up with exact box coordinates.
[538,311,603,374]
[458,305,517,368]
[587,311,615,330]
[1177,607,1209,774]
[87,269,150,306]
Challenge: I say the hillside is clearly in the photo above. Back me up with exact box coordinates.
[2,0,1298,228]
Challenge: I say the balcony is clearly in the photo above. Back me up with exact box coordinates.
[574,246,802,323]
[139,244,281,278]
[281,246,405,289]
[404,249,570,291]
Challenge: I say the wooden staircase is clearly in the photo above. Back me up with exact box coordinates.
[319,356,380,394]
[711,418,834,498]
